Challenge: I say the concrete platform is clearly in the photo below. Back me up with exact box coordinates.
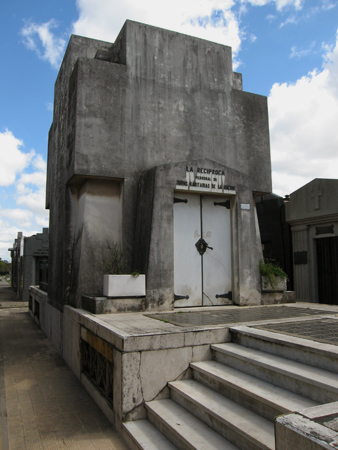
[27,284,338,447]
[57,302,338,426]
[67,303,338,353]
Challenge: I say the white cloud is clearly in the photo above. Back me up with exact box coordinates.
[21,19,66,69]
[0,208,33,229]
[0,130,49,261]
[290,41,315,59]
[16,187,47,215]
[244,0,303,11]
[0,130,35,187]
[0,219,21,261]
[0,217,46,262]
[269,30,338,196]
[322,0,336,11]
[32,154,47,172]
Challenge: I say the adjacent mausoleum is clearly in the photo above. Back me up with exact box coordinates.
[8,228,49,302]
[286,178,338,304]
[46,20,272,313]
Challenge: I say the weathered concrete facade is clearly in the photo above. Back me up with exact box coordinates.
[286,179,338,304]
[47,20,272,311]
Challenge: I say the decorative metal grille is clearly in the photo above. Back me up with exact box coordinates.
[81,339,114,403]
[34,300,40,320]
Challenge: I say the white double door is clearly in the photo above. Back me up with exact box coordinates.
[174,193,232,307]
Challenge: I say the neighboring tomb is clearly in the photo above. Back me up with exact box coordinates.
[23,228,49,301]
[8,231,23,298]
[9,228,49,302]
[46,20,272,313]
[286,178,338,304]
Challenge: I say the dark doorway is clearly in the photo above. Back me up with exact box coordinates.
[316,237,338,304]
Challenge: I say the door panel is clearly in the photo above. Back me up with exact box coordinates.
[174,193,232,307]
[202,196,232,305]
[174,193,202,306]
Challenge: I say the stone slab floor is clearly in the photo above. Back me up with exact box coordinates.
[0,282,129,450]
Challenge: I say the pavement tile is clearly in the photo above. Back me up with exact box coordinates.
[0,303,129,450]
[255,317,338,345]
[42,441,63,450]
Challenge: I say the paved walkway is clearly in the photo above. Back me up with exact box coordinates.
[0,281,129,450]
[1,279,338,450]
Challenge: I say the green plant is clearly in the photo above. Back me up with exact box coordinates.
[259,259,288,290]
[104,242,127,275]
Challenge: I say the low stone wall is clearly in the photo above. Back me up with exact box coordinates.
[63,305,230,431]
[261,290,296,305]
[29,286,63,353]
[28,286,230,432]
[276,403,338,449]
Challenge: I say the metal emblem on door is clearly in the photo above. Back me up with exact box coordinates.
[195,238,213,255]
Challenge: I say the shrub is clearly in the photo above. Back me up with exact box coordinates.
[259,259,288,290]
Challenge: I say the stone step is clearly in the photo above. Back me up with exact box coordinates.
[190,360,317,421]
[122,420,178,450]
[212,342,338,404]
[230,325,338,373]
[146,398,241,450]
[168,380,275,450]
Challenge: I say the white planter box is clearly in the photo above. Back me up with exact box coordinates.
[261,276,287,292]
[103,274,146,297]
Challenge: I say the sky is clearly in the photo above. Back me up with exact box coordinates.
[0,0,337,261]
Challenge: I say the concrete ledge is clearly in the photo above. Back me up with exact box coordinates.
[261,291,296,305]
[81,295,148,314]
[275,402,338,449]
[64,306,231,353]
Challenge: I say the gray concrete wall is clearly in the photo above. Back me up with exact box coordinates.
[67,21,270,189]
[47,36,113,309]
[67,179,123,307]
[47,20,272,310]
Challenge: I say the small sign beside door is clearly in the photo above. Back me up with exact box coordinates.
[241,204,251,210]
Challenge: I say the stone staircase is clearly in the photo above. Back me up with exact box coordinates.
[122,325,338,450]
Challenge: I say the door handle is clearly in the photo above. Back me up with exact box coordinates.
[195,238,213,255]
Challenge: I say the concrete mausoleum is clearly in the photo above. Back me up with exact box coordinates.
[46,20,271,315]
[27,21,338,450]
